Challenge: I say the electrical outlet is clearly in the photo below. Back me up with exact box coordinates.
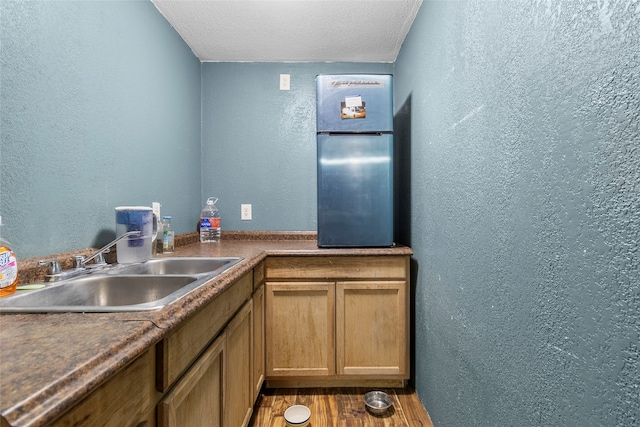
[241,204,252,221]
[279,74,290,90]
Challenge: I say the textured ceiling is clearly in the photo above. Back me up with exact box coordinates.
[151,0,423,62]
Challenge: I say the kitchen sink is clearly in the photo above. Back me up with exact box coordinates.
[0,257,243,313]
[108,257,242,276]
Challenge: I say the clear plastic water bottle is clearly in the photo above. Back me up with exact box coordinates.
[200,197,221,243]
[162,216,174,253]
[152,202,163,255]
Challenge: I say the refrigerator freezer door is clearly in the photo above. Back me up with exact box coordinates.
[317,133,393,247]
[316,74,393,133]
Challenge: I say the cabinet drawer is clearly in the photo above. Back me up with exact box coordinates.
[265,256,408,280]
[156,272,252,392]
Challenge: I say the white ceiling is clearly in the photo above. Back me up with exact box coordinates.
[151,0,423,62]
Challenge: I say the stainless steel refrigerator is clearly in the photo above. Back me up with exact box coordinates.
[316,74,393,247]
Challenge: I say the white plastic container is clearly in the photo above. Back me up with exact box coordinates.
[200,197,221,243]
[115,206,157,264]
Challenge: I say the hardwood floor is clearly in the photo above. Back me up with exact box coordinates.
[249,387,434,427]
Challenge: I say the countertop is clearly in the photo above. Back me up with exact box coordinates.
[0,233,412,427]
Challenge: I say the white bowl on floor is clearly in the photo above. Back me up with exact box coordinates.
[284,404,311,427]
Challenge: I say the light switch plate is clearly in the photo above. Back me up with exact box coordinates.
[279,74,290,90]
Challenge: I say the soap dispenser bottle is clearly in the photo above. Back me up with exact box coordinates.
[0,219,18,297]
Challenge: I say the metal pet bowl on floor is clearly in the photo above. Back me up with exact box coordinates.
[364,390,392,415]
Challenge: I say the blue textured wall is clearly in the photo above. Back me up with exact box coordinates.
[394,1,639,425]
[3,2,638,423]
[201,62,392,231]
[1,0,201,259]
[1,1,391,255]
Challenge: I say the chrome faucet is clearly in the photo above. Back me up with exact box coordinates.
[39,231,141,282]
[38,258,85,282]
[78,231,141,268]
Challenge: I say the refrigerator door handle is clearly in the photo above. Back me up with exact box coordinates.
[318,131,389,136]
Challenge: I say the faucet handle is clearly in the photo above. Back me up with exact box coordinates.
[73,255,85,269]
[76,252,107,268]
[94,252,107,265]
[38,259,62,275]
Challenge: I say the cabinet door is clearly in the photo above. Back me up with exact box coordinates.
[266,281,335,377]
[53,348,158,427]
[224,300,253,427]
[158,334,225,427]
[336,281,408,377]
[156,272,252,392]
[252,284,265,401]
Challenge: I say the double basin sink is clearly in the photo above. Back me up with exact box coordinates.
[0,257,243,313]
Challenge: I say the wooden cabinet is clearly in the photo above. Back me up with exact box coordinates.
[156,271,256,427]
[252,262,265,401]
[158,286,255,427]
[52,347,160,427]
[265,256,409,387]
[336,280,407,376]
[156,272,253,393]
[38,271,255,427]
[158,335,224,427]
[265,281,335,377]
[224,300,253,427]
[45,254,408,426]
